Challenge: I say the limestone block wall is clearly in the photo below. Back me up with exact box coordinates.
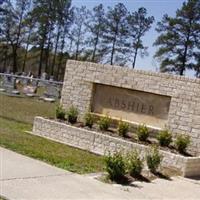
[61,60,200,155]
[33,117,200,177]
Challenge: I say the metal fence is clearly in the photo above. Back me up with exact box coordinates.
[0,73,63,85]
[0,73,63,101]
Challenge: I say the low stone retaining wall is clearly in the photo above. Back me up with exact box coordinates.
[33,117,200,177]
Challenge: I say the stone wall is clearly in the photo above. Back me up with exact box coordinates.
[33,117,200,177]
[61,60,200,155]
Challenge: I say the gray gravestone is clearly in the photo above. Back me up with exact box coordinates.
[23,85,37,97]
[2,75,20,95]
[38,72,48,87]
[42,84,61,102]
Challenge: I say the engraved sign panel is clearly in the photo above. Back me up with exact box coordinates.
[92,84,171,128]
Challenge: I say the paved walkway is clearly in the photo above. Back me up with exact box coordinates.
[0,147,200,200]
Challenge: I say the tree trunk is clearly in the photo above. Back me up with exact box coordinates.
[38,43,45,77]
[180,20,191,76]
[56,26,66,81]
[3,43,8,72]
[12,45,18,73]
[69,38,73,54]
[38,24,48,77]
[22,28,32,72]
[75,39,80,60]
[13,4,25,73]
[110,34,117,65]
[132,48,138,69]
[92,30,99,62]
[51,25,61,76]
[110,22,119,65]
[75,24,82,60]
[181,43,188,76]
[45,26,53,74]
[132,39,140,69]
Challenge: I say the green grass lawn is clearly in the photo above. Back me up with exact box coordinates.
[0,94,104,174]
[0,93,57,124]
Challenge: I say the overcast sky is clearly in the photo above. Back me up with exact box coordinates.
[72,0,194,76]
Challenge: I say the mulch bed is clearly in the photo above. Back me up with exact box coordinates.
[52,118,193,157]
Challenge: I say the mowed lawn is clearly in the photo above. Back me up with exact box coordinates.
[0,94,104,174]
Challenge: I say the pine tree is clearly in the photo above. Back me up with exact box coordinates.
[70,6,88,60]
[101,3,129,66]
[154,0,200,76]
[127,7,154,68]
[191,52,200,77]
[31,0,54,76]
[85,4,105,62]
[51,0,72,77]
[0,0,31,73]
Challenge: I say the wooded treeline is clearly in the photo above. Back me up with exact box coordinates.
[0,0,199,80]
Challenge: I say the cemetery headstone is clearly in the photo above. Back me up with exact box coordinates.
[42,84,60,102]
[1,75,20,95]
[0,75,6,92]
[38,72,48,87]
[20,75,30,85]
[23,85,37,97]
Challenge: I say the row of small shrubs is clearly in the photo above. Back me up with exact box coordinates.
[136,124,190,154]
[56,105,79,124]
[56,105,190,154]
[157,130,190,153]
[56,105,112,130]
[105,146,162,182]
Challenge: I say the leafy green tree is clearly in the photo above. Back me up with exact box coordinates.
[154,0,200,76]
[127,7,154,68]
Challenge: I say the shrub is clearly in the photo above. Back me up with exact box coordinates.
[98,115,111,131]
[175,134,190,154]
[118,121,129,137]
[56,105,66,120]
[104,151,126,181]
[127,151,143,177]
[157,130,172,147]
[84,112,95,128]
[146,146,162,173]
[136,124,149,142]
[66,106,79,124]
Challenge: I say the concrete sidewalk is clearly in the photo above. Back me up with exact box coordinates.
[0,147,200,200]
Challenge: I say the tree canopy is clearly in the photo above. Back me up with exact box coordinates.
[0,0,199,80]
[154,0,200,76]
